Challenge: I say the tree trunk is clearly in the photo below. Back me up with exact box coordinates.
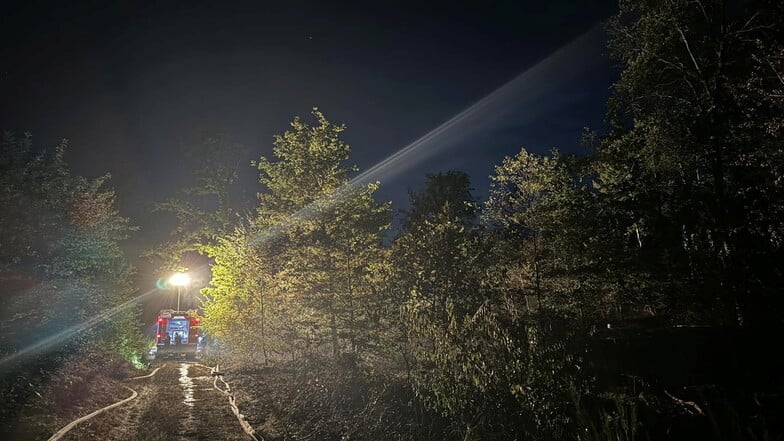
[329,299,339,359]
[259,282,268,365]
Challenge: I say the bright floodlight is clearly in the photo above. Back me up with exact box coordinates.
[169,272,190,286]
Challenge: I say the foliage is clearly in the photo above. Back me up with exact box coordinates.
[198,1,784,439]
[403,171,478,230]
[0,131,144,364]
[203,109,390,363]
[146,133,246,271]
[603,0,784,323]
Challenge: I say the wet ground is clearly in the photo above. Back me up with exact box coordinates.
[58,362,250,441]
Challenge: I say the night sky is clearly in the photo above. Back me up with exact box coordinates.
[1,0,618,259]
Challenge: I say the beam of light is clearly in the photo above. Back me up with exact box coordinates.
[0,288,160,372]
[250,23,606,245]
[352,23,606,185]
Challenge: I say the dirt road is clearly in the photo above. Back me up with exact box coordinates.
[57,362,251,441]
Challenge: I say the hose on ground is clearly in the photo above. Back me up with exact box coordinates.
[46,364,166,440]
[46,385,139,441]
[210,363,262,441]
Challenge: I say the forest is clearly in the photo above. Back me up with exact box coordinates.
[1,0,782,440]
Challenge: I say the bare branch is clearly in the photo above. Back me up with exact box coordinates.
[688,0,710,22]
[739,11,761,33]
[677,25,713,99]
[677,26,703,77]
[617,27,691,75]
[683,77,703,106]
[665,390,705,416]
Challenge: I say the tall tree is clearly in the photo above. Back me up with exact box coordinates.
[203,109,390,362]
[602,0,784,323]
[485,147,622,324]
[0,132,143,363]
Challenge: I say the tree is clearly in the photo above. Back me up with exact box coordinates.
[485,147,625,324]
[403,170,478,230]
[0,132,144,364]
[602,0,784,323]
[391,170,585,439]
[147,133,246,271]
[202,222,286,363]
[203,109,390,362]
[394,174,489,435]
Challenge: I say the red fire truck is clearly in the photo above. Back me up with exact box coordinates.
[154,309,203,359]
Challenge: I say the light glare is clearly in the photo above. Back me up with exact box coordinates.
[169,272,190,287]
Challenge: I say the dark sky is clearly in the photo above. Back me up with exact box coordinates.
[1,0,618,259]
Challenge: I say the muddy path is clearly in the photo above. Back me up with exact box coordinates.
[58,363,250,441]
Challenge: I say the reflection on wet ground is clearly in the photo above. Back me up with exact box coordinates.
[178,363,196,440]
[179,364,195,407]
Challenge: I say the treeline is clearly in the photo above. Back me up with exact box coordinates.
[186,0,783,439]
[0,133,145,366]
[0,131,146,433]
